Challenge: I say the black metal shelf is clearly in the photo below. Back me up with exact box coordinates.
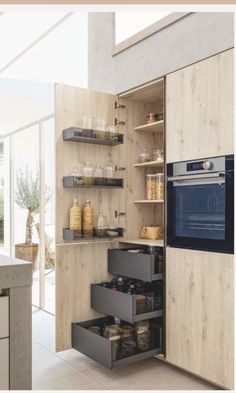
[63,127,124,146]
[63,228,124,241]
[63,176,124,188]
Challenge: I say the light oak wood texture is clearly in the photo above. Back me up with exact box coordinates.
[134,120,164,133]
[119,239,164,247]
[166,247,234,389]
[166,49,234,163]
[119,78,164,103]
[0,296,9,338]
[0,338,9,390]
[55,84,122,351]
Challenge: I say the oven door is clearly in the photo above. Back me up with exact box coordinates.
[167,171,234,253]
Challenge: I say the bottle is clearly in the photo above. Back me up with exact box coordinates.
[69,199,81,237]
[82,200,94,238]
[94,162,105,186]
[94,210,108,237]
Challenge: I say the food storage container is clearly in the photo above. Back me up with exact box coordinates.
[152,149,163,162]
[82,161,95,185]
[146,112,158,124]
[94,210,108,237]
[146,174,157,200]
[156,173,164,200]
[139,149,151,163]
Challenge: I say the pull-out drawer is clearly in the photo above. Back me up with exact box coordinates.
[0,338,9,389]
[72,316,163,369]
[91,284,163,323]
[0,296,9,338]
[108,248,163,282]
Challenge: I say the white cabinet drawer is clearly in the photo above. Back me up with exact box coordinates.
[0,338,9,390]
[0,296,9,338]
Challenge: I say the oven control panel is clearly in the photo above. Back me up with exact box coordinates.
[187,160,213,171]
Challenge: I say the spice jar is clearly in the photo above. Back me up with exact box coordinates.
[146,174,157,200]
[139,148,151,163]
[135,321,150,352]
[82,200,94,238]
[88,326,101,335]
[146,112,158,124]
[71,166,83,185]
[94,210,108,237]
[104,160,115,185]
[152,149,163,162]
[156,173,164,200]
[82,161,94,185]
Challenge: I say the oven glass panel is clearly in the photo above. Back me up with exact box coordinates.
[174,183,225,240]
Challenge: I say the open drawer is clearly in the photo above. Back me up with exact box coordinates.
[91,284,163,323]
[108,248,163,282]
[72,316,163,369]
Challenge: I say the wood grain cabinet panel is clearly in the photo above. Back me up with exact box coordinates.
[166,49,234,163]
[166,247,234,389]
[0,296,9,339]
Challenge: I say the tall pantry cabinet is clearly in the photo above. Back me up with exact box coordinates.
[165,49,234,389]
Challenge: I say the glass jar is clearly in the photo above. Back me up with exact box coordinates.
[94,162,105,186]
[71,166,83,185]
[121,325,135,343]
[139,148,151,163]
[108,125,119,143]
[82,200,94,238]
[82,115,93,137]
[121,340,136,357]
[152,149,163,162]
[105,160,116,185]
[82,161,94,185]
[94,118,106,139]
[135,321,150,352]
[107,219,119,237]
[156,173,164,200]
[146,112,158,124]
[104,324,121,339]
[146,174,157,200]
[94,210,108,237]
[109,335,121,361]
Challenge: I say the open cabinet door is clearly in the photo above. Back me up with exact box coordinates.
[55,83,126,351]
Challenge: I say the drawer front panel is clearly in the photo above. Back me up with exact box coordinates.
[0,296,9,338]
[0,338,9,390]
[108,249,163,282]
[72,317,163,369]
[91,284,163,323]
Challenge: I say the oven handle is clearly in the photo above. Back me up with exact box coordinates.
[168,172,225,182]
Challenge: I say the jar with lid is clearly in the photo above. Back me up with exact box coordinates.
[94,162,105,186]
[146,174,157,200]
[82,161,94,185]
[121,325,135,343]
[152,149,163,162]
[139,148,151,163]
[156,173,164,200]
[146,112,158,124]
[94,210,108,237]
[103,324,121,339]
[69,199,81,238]
[135,320,150,352]
[94,118,106,139]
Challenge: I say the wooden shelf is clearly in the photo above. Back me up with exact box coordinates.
[134,200,164,204]
[119,238,164,247]
[134,160,164,168]
[134,120,164,133]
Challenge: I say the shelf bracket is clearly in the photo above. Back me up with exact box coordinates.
[115,118,126,126]
[115,102,126,109]
[115,210,126,218]
[115,166,126,171]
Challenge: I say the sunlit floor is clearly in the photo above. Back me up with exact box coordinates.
[32,309,217,390]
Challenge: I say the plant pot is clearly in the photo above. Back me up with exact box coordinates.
[15,243,38,268]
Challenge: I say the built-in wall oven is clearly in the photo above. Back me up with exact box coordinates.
[167,155,234,254]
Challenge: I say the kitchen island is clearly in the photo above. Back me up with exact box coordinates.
[0,255,32,390]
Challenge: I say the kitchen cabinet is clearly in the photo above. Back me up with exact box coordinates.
[55,80,165,352]
[0,296,9,338]
[166,49,233,163]
[166,247,234,389]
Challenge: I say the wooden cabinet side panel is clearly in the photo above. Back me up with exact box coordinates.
[166,49,234,163]
[0,338,9,390]
[166,247,234,389]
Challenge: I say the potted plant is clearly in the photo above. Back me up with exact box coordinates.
[15,167,50,267]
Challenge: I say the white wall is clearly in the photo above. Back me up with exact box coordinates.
[88,12,234,94]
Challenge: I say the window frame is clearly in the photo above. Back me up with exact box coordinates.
[113,12,192,56]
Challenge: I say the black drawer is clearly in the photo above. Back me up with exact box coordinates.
[72,316,163,369]
[91,284,163,323]
[108,248,163,282]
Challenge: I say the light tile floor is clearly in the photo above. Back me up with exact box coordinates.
[32,309,218,390]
